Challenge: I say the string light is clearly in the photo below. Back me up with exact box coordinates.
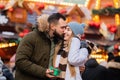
[85,0,90,8]
[24,0,85,6]
[114,0,120,25]
[92,0,101,22]
[0,42,17,48]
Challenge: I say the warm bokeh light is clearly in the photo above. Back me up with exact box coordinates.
[85,0,90,7]
[114,0,120,25]
[0,43,17,48]
[95,0,101,10]
[24,0,84,7]
[115,14,120,25]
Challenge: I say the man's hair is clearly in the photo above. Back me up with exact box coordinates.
[48,13,66,25]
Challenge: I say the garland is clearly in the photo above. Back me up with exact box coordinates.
[92,7,120,16]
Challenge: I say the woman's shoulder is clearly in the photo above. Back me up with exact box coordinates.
[72,37,81,41]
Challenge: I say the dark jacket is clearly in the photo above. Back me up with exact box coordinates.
[107,56,120,80]
[82,58,107,80]
[2,65,14,80]
[15,28,51,80]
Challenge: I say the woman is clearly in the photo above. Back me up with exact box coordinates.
[52,21,89,80]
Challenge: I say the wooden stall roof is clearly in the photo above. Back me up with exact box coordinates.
[66,4,85,17]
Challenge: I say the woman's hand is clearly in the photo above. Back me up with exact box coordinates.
[63,40,69,52]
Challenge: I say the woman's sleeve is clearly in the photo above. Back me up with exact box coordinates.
[68,37,88,66]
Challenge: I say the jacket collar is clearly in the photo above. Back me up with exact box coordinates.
[34,27,62,44]
[108,61,120,69]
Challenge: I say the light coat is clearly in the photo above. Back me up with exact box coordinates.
[54,37,88,80]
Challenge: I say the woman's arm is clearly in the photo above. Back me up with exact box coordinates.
[68,37,88,66]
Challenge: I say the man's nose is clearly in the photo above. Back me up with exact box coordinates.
[64,29,67,34]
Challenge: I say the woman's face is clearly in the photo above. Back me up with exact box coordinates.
[64,26,73,41]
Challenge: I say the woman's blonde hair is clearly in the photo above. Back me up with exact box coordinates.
[37,14,49,32]
[67,37,76,77]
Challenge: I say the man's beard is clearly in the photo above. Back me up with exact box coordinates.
[53,30,64,42]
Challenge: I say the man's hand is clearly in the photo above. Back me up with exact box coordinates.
[79,66,85,73]
[46,69,55,78]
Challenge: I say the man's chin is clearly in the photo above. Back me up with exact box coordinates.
[53,32,64,40]
[57,36,64,40]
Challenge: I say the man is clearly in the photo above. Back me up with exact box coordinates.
[15,13,67,80]
[82,58,107,80]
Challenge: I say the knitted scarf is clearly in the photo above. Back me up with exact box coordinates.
[57,49,68,80]
[53,38,76,80]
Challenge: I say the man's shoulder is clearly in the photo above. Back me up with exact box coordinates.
[25,31,38,38]
[20,30,39,42]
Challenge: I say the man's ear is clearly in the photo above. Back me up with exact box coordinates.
[50,23,55,31]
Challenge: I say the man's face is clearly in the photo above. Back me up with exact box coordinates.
[53,18,67,40]
[64,26,73,41]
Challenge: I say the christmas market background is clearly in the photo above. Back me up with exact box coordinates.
[0,0,120,64]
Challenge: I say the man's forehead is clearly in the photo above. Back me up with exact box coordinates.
[58,18,66,23]
[60,25,67,28]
